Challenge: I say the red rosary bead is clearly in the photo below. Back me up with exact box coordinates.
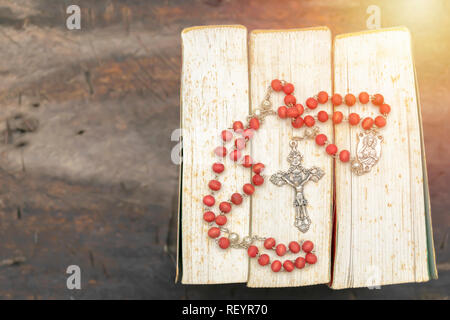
[375,115,386,128]
[275,243,287,256]
[215,215,227,226]
[326,144,338,155]
[304,115,315,127]
[248,245,259,257]
[331,93,342,106]
[221,130,233,142]
[271,79,283,92]
[372,93,384,106]
[380,103,391,115]
[249,117,260,130]
[208,227,220,238]
[231,193,243,205]
[302,240,314,253]
[252,163,265,174]
[305,253,317,264]
[214,146,227,157]
[317,111,328,122]
[306,97,318,109]
[359,91,369,104]
[315,134,327,146]
[283,260,295,272]
[296,104,305,116]
[203,195,215,207]
[218,237,230,249]
[348,113,360,125]
[362,117,374,130]
[294,257,306,269]
[283,83,294,94]
[317,91,328,104]
[284,94,296,106]
[235,138,246,150]
[242,155,253,168]
[339,150,350,162]
[292,116,304,128]
[229,149,241,161]
[277,106,287,118]
[288,241,301,253]
[264,237,276,249]
[208,180,221,191]
[332,111,343,124]
[258,254,270,266]
[252,174,264,186]
[286,106,299,118]
[212,162,225,174]
[345,93,356,106]
[219,201,231,213]
[243,183,255,195]
[203,211,215,223]
[271,260,282,272]
[243,128,254,140]
[233,121,244,132]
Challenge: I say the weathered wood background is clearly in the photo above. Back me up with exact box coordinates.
[0,0,448,299]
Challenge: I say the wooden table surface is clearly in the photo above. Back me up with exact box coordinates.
[0,0,448,299]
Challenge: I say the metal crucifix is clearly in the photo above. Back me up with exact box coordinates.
[270,140,325,233]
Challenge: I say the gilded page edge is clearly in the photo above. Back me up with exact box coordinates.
[182,24,247,34]
[251,26,330,34]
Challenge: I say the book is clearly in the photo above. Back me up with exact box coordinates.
[179,25,251,284]
[247,27,333,287]
[331,27,437,288]
[178,25,437,288]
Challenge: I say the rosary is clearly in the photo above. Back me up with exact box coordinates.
[202,79,390,273]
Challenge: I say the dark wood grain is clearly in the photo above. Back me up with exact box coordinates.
[0,0,448,299]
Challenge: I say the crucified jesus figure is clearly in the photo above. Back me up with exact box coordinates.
[270,141,325,233]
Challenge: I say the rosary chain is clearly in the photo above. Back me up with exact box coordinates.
[247,86,276,122]
[245,81,388,170]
